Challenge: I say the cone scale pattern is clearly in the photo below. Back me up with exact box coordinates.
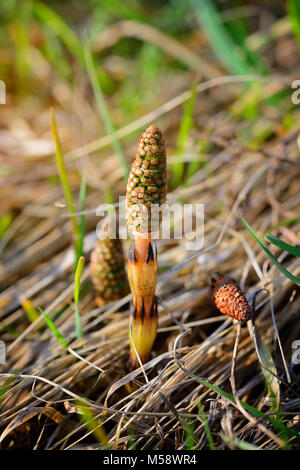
[210,275,252,323]
[90,237,129,307]
[126,125,167,234]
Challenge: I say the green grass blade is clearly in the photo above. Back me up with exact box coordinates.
[0,320,19,338]
[172,84,196,188]
[197,401,216,450]
[256,333,281,417]
[103,187,116,219]
[74,256,85,305]
[21,299,39,323]
[74,256,85,339]
[98,0,148,22]
[287,0,300,50]
[32,1,84,66]
[0,213,13,239]
[185,139,209,182]
[104,187,114,207]
[51,107,80,263]
[190,0,252,74]
[39,25,72,80]
[128,428,136,450]
[268,216,300,231]
[241,217,300,286]
[222,7,267,74]
[221,435,260,450]
[51,107,77,222]
[76,400,110,448]
[178,366,296,446]
[7,12,32,93]
[265,233,300,258]
[0,372,19,402]
[78,174,87,261]
[39,307,68,348]
[184,418,196,450]
[83,41,129,181]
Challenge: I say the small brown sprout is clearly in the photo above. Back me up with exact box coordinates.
[210,274,252,323]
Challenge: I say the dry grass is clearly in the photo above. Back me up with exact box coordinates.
[1,35,300,450]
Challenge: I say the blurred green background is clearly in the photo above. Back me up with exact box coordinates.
[1,0,299,118]
[1,0,300,192]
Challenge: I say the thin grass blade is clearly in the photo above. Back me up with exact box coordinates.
[51,107,80,264]
[78,174,87,261]
[265,233,300,258]
[32,1,84,65]
[76,400,110,449]
[184,418,196,450]
[241,217,300,286]
[39,307,68,348]
[21,299,39,324]
[83,41,129,180]
[172,84,196,187]
[197,401,216,450]
[221,435,261,450]
[287,0,300,49]
[176,365,295,446]
[74,256,85,339]
[191,0,252,74]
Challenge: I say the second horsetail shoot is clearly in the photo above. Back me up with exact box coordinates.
[90,237,129,307]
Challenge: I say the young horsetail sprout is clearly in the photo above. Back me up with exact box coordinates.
[90,237,129,307]
[126,125,167,370]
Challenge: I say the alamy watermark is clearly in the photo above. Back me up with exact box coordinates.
[0,81,7,362]
[0,341,6,364]
[291,340,300,365]
[0,80,6,104]
[95,196,205,251]
[291,80,300,105]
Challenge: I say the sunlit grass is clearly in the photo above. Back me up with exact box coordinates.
[39,307,68,349]
[74,255,85,339]
[51,107,83,267]
[241,217,300,286]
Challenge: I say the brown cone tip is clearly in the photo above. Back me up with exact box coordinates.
[90,237,129,305]
[126,125,167,232]
[210,275,252,323]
